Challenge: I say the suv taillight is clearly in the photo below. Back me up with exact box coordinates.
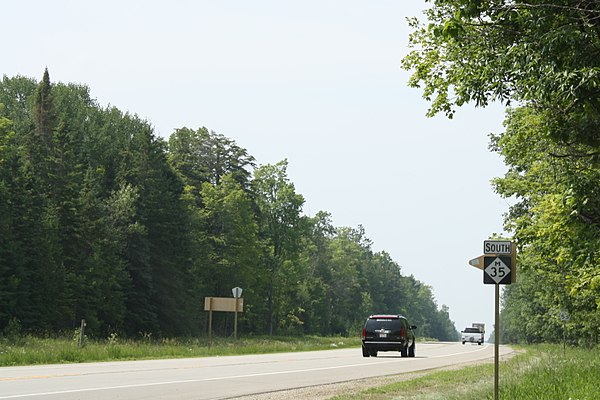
[362,327,366,339]
[400,328,405,338]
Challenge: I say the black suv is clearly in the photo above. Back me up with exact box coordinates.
[361,314,416,357]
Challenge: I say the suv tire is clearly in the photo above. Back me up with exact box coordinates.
[362,346,369,357]
[400,345,408,357]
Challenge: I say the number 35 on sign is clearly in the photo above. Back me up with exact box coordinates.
[483,256,512,285]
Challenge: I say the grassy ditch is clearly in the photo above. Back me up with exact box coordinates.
[330,344,599,400]
[0,334,361,366]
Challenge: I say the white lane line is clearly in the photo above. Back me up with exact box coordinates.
[0,360,395,399]
[0,344,495,399]
[428,343,491,358]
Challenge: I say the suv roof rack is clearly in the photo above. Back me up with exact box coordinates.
[369,314,403,319]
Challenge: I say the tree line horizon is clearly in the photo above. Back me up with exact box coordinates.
[0,70,460,341]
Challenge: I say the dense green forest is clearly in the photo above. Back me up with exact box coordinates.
[403,0,600,345]
[0,70,459,341]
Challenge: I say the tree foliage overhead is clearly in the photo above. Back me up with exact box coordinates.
[0,70,459,341]
[403,0,600,344]
[404,0,600,140]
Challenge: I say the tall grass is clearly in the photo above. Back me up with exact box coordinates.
[331,344,599,400]
[0,334,360,366]
[499,344,599,400]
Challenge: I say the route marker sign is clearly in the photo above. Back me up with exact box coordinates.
[482,240,517,283]
[484,256,512,284]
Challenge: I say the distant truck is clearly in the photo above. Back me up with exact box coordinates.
[461,323,485,345]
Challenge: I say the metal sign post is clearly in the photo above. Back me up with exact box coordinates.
[494,283,499,400]
[232,287,243,339]
[560,309,570,357]
[469,240,516,400]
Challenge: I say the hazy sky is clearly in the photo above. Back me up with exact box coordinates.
[3,1,512,336]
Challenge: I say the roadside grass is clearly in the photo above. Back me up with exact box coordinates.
[330,344,600,400]
[3,337,597,400]
[0,334,361,366]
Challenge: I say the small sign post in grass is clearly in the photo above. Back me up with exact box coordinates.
[78,319,86,348]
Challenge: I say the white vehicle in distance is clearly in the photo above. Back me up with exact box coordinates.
[461,324,485,345]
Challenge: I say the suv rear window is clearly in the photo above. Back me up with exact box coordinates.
[464,327,481,333]
[366,318,401,332]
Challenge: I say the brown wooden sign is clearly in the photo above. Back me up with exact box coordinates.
[204,297,243,312]
[204,297,245,343]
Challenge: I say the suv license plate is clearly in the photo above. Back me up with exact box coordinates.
[379,333,388,338]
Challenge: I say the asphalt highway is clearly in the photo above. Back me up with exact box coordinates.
[0,342,512,399]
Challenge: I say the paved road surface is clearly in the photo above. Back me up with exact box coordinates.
[0,342,511,399]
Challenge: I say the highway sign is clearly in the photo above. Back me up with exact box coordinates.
[484,256,512,284]
[484,240,512,255]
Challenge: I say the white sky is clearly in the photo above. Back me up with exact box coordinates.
[3,0,512,337]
